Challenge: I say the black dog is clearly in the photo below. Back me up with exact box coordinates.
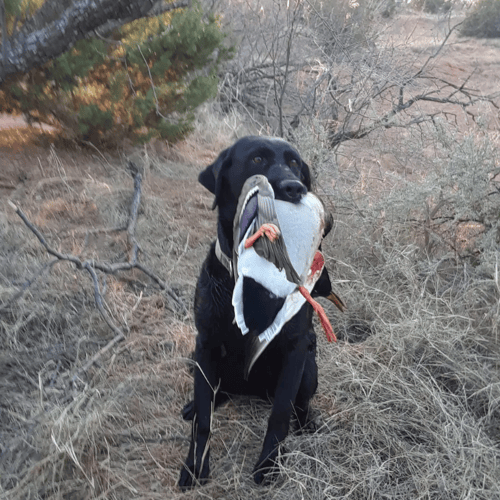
[179,136,337,488]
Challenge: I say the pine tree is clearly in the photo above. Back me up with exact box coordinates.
[0,1,232,145]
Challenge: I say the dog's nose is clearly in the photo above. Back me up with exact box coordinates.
[278,179,306,203]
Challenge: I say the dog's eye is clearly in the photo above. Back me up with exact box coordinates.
[290,159,302,177]
[253,156,262,164]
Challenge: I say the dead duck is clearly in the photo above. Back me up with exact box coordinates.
[231,175,345,377]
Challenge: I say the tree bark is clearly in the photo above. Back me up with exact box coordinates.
[0,0,190,84]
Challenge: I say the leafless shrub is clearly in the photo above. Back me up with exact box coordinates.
[217,0,498,146]
[348,123,500,266]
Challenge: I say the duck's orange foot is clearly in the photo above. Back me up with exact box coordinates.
[245,223,280,248]
[299,286,337,343]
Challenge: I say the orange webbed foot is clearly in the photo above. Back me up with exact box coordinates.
[245,223,280,248]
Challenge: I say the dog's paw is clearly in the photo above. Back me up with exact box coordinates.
[178,461,209,490]
[178,464,196,490]
[294,407,323,435]
[252,453,280,485]
[253,460,273,485]
[181,400,195,421]
[253,466,267,485]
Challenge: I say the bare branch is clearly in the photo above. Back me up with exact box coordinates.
[411,22,463,82]
[74,329,124,379]
[328,80,498,148]
[127,164,142,263]
[222,2,498,146]
[8,200,84,268]
[6,172,188,318]
[82,262,125,340]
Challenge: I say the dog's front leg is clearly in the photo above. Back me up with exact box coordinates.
[253,338,308,484]
[179,338,219,489]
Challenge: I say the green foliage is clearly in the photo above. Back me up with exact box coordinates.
[4,0,23,16]
[424,0,452,13]
[3,0,44,31]
[47,39,108,92]
[77,104,114,143]
[0,2,232,145]
[461,0,500,38]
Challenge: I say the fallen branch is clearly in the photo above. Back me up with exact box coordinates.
[3,170,189,376]
[7,176,187,311]
[83,262,125,339]
[126,167,142,263]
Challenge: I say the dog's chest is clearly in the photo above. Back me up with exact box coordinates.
[200,259,235,322]
[209,275,232,309]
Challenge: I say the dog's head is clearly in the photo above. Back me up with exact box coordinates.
[199,136,312,224]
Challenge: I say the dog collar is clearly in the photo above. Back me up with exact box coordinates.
[215,238,233,276]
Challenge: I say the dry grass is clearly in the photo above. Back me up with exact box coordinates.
[1,93,500,500]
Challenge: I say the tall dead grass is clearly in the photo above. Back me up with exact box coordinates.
[1,105,499,499]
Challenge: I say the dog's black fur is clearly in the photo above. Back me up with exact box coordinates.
[179,136,334,489]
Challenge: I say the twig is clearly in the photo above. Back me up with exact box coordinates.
[412,22,463,81]
[82,262,125,339]
[8,200,84,267]
[127,170,142,263]
[135,262,189,315]
[5,171,189,374]
[76,333,126,377]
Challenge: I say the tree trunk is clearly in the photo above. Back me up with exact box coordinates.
[0,0,190,84]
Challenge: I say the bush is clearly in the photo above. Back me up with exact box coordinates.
[1,3,232,145]
[461,0,500,38]
[425,0,452,13]
[411,0,453,14]
[351,124,499,269]
[309,0,381,57]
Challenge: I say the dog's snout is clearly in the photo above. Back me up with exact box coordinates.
[278,179,307,203]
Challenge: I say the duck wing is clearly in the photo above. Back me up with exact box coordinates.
[233,175,300,284]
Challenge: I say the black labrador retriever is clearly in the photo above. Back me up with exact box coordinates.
[179,136,336,489]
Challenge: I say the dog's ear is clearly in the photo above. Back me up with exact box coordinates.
[301,159,312,191]
[199,147,232,209]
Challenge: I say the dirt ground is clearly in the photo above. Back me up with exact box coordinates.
[1,9,499,500]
